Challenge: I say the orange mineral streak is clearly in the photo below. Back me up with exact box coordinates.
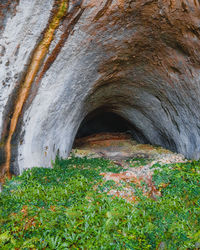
[2,0,68,180]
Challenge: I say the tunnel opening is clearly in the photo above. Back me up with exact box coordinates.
[73,107,150,148]
[71,107,183,162]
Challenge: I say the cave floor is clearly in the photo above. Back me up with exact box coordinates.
[71,132,187,202]
[72,132,186,163]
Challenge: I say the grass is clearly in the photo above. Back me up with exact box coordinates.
[0,156,200,249]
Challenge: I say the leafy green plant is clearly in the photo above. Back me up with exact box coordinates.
[126,158,151,168]
[0,156,199,249]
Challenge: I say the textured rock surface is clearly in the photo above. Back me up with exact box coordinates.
[0,0,200,177]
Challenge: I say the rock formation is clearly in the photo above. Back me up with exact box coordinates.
[0,0,200,178]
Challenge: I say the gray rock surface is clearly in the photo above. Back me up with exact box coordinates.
[0,0,200,175]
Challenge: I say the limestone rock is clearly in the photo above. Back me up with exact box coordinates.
[0,0,200,176]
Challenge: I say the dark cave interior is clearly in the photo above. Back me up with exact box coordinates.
[74,108,150,144]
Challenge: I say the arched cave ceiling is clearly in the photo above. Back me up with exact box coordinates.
[0,0,200,176]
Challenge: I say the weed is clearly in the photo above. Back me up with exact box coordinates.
[0,157,199,249]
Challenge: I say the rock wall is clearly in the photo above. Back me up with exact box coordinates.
[0,0,200,177]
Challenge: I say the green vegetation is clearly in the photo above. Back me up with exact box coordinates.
[0,157,200,249]
[126,158,151,167]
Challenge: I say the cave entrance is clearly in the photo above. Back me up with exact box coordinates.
[76,110,132,138]
[72,108,180,161]
[73,107,149,150]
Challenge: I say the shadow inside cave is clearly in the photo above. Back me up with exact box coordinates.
[73,107,150,148]
[71,108,182,161]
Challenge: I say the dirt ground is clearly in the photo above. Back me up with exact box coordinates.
[72,132,187,202]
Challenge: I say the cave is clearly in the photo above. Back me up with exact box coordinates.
[73,107,150,146]
[1,0,200,177]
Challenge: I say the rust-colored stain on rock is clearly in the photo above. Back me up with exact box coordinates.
[0,0,69,181]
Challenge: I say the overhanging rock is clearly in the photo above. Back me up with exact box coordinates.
[0,0,200,177]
